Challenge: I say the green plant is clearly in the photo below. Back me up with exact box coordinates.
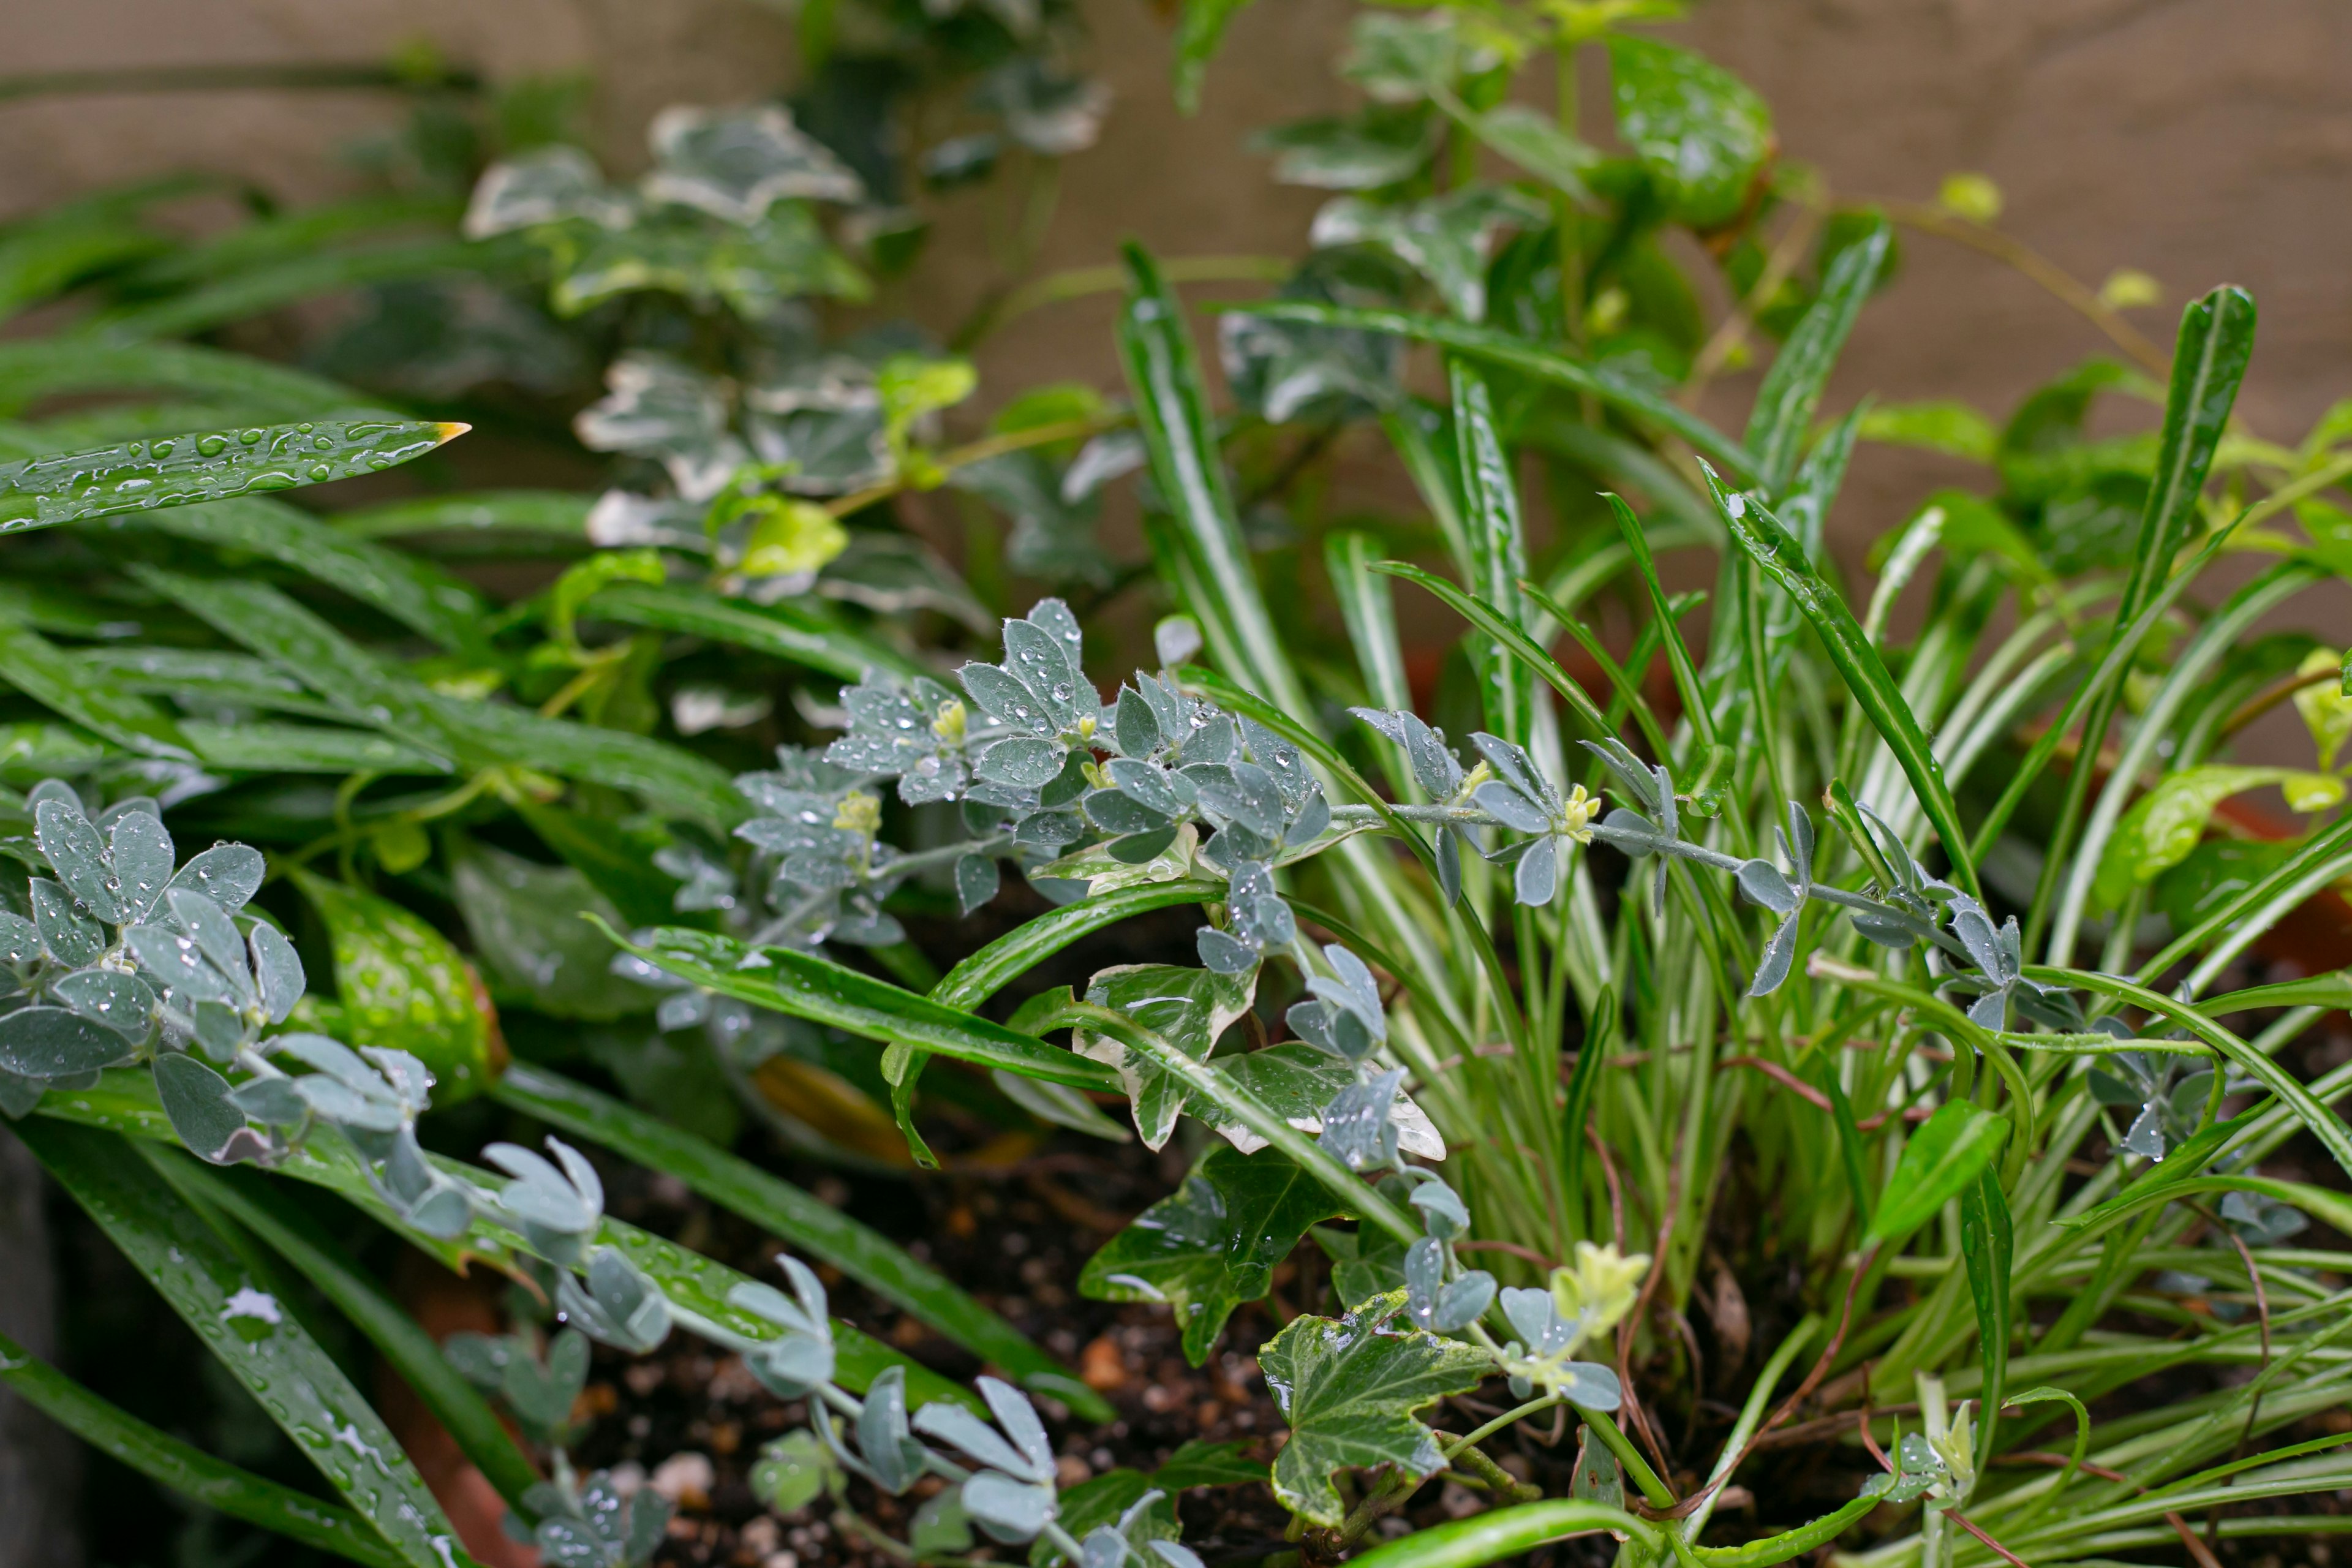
[3,4,2351,1568]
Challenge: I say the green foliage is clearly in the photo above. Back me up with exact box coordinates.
[2,7,2350,1568]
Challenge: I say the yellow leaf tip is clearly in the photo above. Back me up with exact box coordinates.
[435,421,473,442]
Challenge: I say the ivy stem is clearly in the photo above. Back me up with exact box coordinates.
[1445,1394,1561,1456]
[1576,1408,1677,1512]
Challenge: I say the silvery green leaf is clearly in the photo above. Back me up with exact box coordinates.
[1012,809,1086,849]
[34,798,118,922]
[1474,779,1548,834]
[1196,763,1286,839]
[1150,1541,1204,1568]
[1080,1525,1126,1568]
[166,843,266,912]
[1285,790,1332,846]
[166,889,254,1002]
[745,1331,834,1399]
[0,912,39,970]
[1879,1431,1948,1504]
[108,809,174,922]
[1736,859,1800,914]
[54,969,156,1040]
[622,1488,669,1566]
[974,737,1068,790]
[29,881,100,967]
[1175,712,1240,771]
[961,661,1054,734]
[1580,739,1660,813]
[1352,708,1463,798]
[1471,733,1556,816]
[1748,913,1800,997]
[911,1490,973,1556]
[154,1051,250,1163]
[1238,720,1314,810]
[0,1004,135,1078]
[2220,1189,2310,1245]
[954,853,1001,916]
[1556,1362,1622,1410]
[854,1365,929,1494]
[486,1137,606,1254]
[1084,788,1172,837]
[1003,618,1088,731]
[1949,896,2004,976]
[248,921,304,1022]
[230,1075,308,1127]
[2120,1101,2169,1161]
[644,104,864,221]
[911,1401,1046,1485]
[1435,822,1465,906]
[124,924,236,1005]
[961,1472,1056,1543]
[1409,1177,1468,1239]
[293,1074,405,1133]
[1782,802,1815,886]
[1306,944,1385,1044]
[1112,688,1166,758]
[1967,989,2008,1032]
[1107,757,1186,816]
[557,1246,672,1352]
[1433,1272,1495,1334]
[1849,910,1919,948]
[1514,834,1558,907]
[1109,826,1182,864]
[190,1000,244,1061]
[1319,1067,1406,1171]
[1589,808,1672,858]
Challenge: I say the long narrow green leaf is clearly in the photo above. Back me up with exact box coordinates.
[128,194,461,290]
[1326,530,1423,802]
[1743,221,1889,497]
[80,645,346,720]
[1228,299,1759,481]
[0,418,462,532]
[0,617,194,757]
[152,1152,543,1511]
[428,696,747,826]
[930,880,1227,1009]
[0,338,365,420]
[1448,358,1534,745]
[1698,464,1980,898]
[586,580,920,682]
[31,1071,978,1413]
[333,490,592,541]
[492,1063,1109,1420]
[1959,1170,2013,1474]
[1118,244,1307,712]
[16,1118,474,1568]
[0,1327,405,1568]
[185,721,453,776]
[1604,492,1715,752]
[88,239,502,341]
[1338,1500,1656,1568]
[609,925,1119,1091]
[137,497,491,657]
[2026,287,2255,952]
[128,565,463,766]
[1370,561,1611,738]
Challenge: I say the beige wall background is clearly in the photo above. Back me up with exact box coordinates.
[3,0,2351,541]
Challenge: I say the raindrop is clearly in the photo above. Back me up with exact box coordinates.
[238,429,264,446]
[308,464,333,481]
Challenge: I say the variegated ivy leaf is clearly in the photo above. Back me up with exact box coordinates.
[573,352,746,502]
[464,145,637,238]
[1075,963,1256,1150]
[643,104,864,221]
[1257,1289,1491,1527]
[1208,1045,1444,1163]
[1308,184,1545,324]
[1079,1145,1348,1363]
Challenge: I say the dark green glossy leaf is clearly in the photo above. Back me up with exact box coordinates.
[331,489,592,543]
[514,801,693,930]
[183,721,450,776]
[0,1325,404,1568]
[0,419,461,533]
[1700,467,1980,898]
[136,497,490,657]
[491,1063,1106,1417]
[1080,1144,1346,1365]
[0,338,363,421]
[611,925,1118,1091]
[1957,1170,2011,1473]
[1257,1289,1490,1526]
[88,239,499,342]
[0,618,192,758]
[1234,299,1757,480]
[1605,34,1774,228]
[428,695,745,827]
[16,1118,470,1568]
[1744,221,1889,497]
[1866,1102,2008,1245]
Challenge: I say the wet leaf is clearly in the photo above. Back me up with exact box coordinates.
[1868,1102,2009,1246]
[1256,1289,1490,1526]
[290,870,495,1103]
[1080,1145,1346,1363]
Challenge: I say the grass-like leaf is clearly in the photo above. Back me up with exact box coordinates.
[18,1118,473,1568]
[1743,221,1890,497]
[0,1325,407,1568]
[585,579,924,682]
